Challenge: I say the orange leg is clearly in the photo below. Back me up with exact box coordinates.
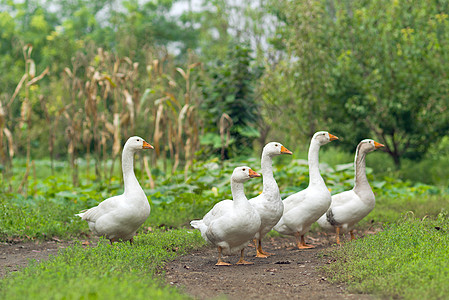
[254,239,268,258]
[254,238,274,257]
[335,227,341,245]
[350,230,356,241]
[300,235,316,249]
[216,246,232,266]
[236,249,254,265]
[294,233,315,249]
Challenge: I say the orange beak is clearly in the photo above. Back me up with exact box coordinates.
[248,169,261,178]
[142,141,154,149]
[328,133,339,141]
[281,145,293,155]
[374,141,385,149]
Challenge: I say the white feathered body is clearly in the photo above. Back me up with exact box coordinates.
[317,188,375,233]
[317,139,381,234]
[274,184,331,236]
[77,191,150,241]
[249,191,283,240]
[191,199,260,256]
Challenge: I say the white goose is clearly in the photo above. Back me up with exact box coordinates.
[76,136,153,244]
[191,166,261,266]
[249,142,292,258]
[317,139,384,244]
[274,131,338,249]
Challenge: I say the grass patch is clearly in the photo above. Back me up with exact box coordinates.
[0,229,206,299]
[322,211,449,299]
[363,194,449,225]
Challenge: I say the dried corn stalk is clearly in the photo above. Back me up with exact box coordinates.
[219,113,233,161]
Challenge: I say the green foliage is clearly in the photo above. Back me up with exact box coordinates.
[320,146,449,187]
[0,162,109,240]
[328,0,449,166]
[0,229,205,299]
[323,212,449,299]
[265,0,449,167]
[2,0,449,181]
[189,0,234,62]
[201,43,262,157]
[0,0,199,93]
[267,0,333,138]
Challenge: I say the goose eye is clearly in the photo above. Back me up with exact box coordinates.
[275,144,278,147]
[242,168,246,171]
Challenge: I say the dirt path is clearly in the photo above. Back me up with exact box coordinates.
[0,240,64,278]
[1,233,374,299]
[0,238,96,279]
[165,234,373,300]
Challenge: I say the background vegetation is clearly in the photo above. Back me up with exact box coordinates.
[1,1,449,299]
[1,0,449,187]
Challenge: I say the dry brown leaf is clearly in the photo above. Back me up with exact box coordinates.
[27,66,49,86]
[112,113,121,156]
[176,67,187,80]
[105,122,115,135]
[123,89,135,125]
[64,67,73,78]
[28,59,36,78]
[188,62,201,69]
[154,103,164,156]
[3,128,14,158]
[0,101,5,129]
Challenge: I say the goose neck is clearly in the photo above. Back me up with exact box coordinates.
[231,180,248,207]
[353,149,369,191]
[261,153,279,196]
[308,140,325,186]
[122,147,140,195]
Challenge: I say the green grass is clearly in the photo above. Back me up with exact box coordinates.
[0,229,206,300]
[363,194,449,225]
[322,211,449,299]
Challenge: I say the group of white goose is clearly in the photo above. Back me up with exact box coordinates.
[76,132,384,266]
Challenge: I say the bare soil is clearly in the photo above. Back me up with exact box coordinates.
[0,238,96,279]
[165,233,374,300]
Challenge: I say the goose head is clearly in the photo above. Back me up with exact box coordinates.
[124,136,154,152]
[263,142,293,157]
[231,166,261,183]
[358,139,385,154]
[312,131,339,146]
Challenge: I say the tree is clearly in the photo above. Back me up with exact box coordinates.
[327,0,449,167]
[261,0,334,145]
[263,0,449,166]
